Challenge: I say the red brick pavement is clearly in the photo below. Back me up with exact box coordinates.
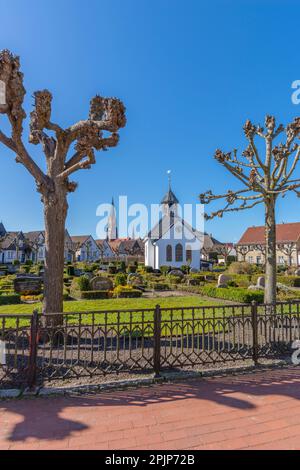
[1,367,300,450]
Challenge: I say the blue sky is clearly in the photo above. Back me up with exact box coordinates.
[0,0,300,242]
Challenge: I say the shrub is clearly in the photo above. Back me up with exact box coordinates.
[228,262,254,275]
[115,273,127,287]
[25,259,33,266]
[67,266,75,276]
[0,294,21,305]
[199,285,264,303]
[127,265,137,274]
[181,265,190,274]
[277,276,300,287]
[167,275,183,285]
[80,290,110,300]
[143,266,153,273]
[118,261,126,273]
[108,264,117,274]
[70,276,90,297]
[151,282,170,291]
[12,259,20,266]
[160,266,170,275]
[113,285,142,298]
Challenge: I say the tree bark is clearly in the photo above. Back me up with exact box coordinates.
[264,196,277,304]
[43,186,68,325]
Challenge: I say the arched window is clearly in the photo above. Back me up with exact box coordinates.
[186,245,192,263]
[175,243,183,262]
[166,245,172,262]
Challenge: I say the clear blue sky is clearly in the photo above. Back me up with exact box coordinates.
[0,0,300,242]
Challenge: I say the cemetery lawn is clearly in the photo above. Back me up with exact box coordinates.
[0,296,232,331]
[0,296,222,315]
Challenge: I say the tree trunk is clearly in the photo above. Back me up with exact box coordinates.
[264,196,277,304]
[43,189,68,325]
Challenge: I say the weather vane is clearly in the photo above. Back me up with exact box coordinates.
[167,170,172,190]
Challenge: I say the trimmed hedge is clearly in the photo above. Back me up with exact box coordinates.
[79,290,110,300]
[0,294,21,305]
[277,276,300,287]
[151,283,170,291]
[199,285,264,304]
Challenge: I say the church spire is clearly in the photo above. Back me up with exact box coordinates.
[161,171,179,216]
[107,198,118,241]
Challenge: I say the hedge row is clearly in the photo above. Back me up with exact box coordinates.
[79,290,110,300]
[0,294,21,305]
[199,285,264,303]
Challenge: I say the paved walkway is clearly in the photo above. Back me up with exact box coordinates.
[1,367,300,450]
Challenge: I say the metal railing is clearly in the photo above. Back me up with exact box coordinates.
[1,300,300,389]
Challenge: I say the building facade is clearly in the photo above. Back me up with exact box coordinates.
[144,185,203,270]
[237,222,300,266]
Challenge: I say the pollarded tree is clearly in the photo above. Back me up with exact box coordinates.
[200,115,300,305]
[0,50,126,319]
[277,242,297,267]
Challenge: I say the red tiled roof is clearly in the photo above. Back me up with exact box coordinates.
[238,223,300,245]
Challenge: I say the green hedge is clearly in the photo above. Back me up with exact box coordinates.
[199,285,264,304]
[151,282,170,291]
[79,290,110,300]
[277,276,300,287]
[0,294,21,305]
[115,289,143,298]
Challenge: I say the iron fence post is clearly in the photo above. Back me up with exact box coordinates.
[153,304,161,377]
[251,301,259,366]
[27,309,39,390]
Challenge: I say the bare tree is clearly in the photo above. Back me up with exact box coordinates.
[200,115,300,304]
[277,242,297,267]
[0,50,126,320]
[214,243,235,263]
[235,245,252,262]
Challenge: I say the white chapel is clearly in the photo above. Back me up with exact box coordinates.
[144,180,203,270]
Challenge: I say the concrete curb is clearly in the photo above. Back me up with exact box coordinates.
[0,360,291,399]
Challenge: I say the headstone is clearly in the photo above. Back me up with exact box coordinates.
[74,269,83,277]
[82,272,93,280]
[190,268,199,274]
[295,269,300,276]
[256,276,265,289]
[217,274,230,288]
[0,271,5,277]
[14,276,42,295]
[127,273,144,286]
[169,269,185,278]
[90,276,113,291]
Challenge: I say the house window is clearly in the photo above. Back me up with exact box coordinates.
[186,245,192,263]
[248,256,253,264]
[175,244,183,262]
[256,256,261,265]
[166,245,172,262]
[278,256,285,265]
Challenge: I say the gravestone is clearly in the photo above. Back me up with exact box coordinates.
[256,276,265,289]
[169,269,184,278]
[217,274,230,288]
[90,276,113,291]
[127,273,144,286]
[14,276,42,295]
[295,269,300,276]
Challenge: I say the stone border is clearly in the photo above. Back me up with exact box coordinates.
[0,360,293,399]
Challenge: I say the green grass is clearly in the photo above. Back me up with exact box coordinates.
[0,295,222,315]
[0,296,230,331]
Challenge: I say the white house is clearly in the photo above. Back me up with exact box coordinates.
[71,235,100,262]
[144,186,203,270]
[95,239,115,259]
[25,229,74,263]
[0,230,29,264]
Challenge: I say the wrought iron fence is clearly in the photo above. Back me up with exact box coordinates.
[1,300,300,389]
